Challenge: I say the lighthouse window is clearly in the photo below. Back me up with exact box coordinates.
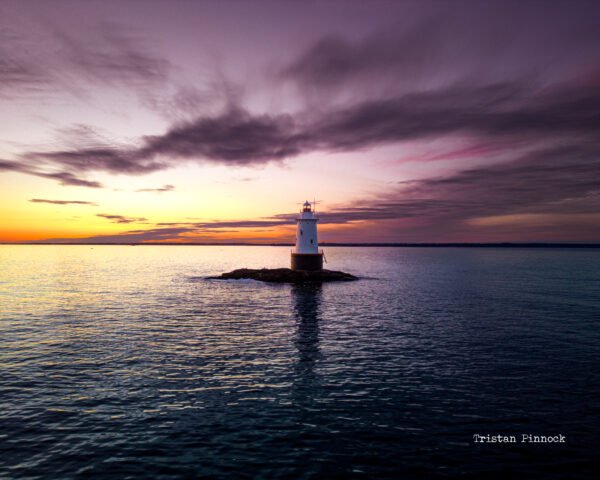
[300,229,303,235]
[310,239,313,244]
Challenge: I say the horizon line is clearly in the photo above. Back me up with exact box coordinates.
[2,242,600,248]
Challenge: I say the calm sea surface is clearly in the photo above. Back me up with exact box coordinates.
[1,245,599,479]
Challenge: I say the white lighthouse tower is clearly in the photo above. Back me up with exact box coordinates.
[291,200,323,271]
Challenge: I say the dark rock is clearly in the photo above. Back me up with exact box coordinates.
[207,268,358,283]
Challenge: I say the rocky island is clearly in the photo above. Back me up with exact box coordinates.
[207,202,360,284]
[208,268,358,283]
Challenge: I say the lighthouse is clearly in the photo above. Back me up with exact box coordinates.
[291,201,323,271]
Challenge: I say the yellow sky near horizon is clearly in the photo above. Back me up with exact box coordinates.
[0,150,390,242]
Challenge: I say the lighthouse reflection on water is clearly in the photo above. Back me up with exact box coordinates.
[292,283,322,396]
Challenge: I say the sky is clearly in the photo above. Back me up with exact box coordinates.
[1,0,600,243]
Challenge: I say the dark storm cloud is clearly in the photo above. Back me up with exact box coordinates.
[9,79,600,189]
[311,84,600,150]
[30,199,98,206]
[97,213,148,224]
[136,184,174,193]
[5,108,307,187]
[138,109,306,164]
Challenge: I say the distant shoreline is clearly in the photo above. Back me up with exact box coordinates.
[2,242,600,248]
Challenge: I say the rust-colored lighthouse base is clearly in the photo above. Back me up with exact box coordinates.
[291,253,323,271]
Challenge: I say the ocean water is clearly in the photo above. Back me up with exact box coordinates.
[1,245,599,479]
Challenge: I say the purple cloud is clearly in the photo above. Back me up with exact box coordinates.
[97,213,148,224]
[0,22,171,96]
[53,22,170,87]
[6,78,600,191]
[0,159,103,187]
[136,184,175,193]
[30,199,98,206]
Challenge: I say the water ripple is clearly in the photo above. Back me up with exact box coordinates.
[1,246,599,479]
